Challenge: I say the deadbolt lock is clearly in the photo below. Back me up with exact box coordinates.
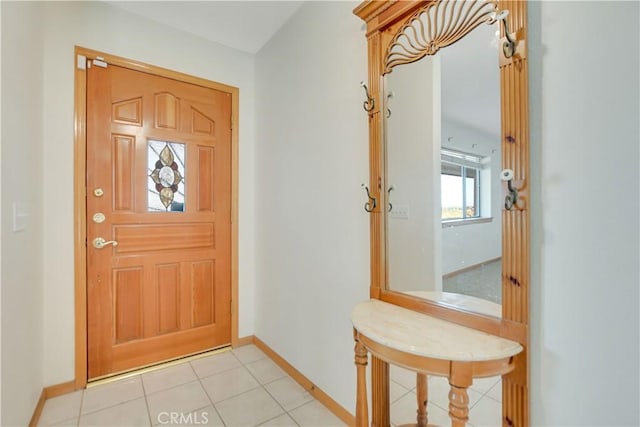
[93,188,104,197]
[93,213,106,223]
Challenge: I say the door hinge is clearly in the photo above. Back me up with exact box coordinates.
[76,54,87,70]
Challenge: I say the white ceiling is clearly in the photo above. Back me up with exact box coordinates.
[440,22,502,153]
[106,1,303,54]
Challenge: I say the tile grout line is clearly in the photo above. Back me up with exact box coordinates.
[189,357,230,427]
[391,389,412,405]
[234,346,337,426]
[238,352,291,426]
[196,360,264,407]
[261,380,304,427]
[191,352,246,380]
[468,378,502,410]
[75,389,85,426]
[139,373,154,426]
[79,377,146,418]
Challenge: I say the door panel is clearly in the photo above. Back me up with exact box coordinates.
[87,63,231,379]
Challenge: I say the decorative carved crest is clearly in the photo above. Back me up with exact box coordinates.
[384,0,499,73]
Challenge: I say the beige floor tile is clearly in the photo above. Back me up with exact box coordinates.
[428,376,482,411]
[201,366,260,403]
[146,381,211,425]
[79,397,150,426]
[469,394,502,426]
[38,390,83,426]
[485,381,502,402]
[233,345,268,365]
[264,376,313,412]
[45,418,78,427]
[81,376,145,415]
[246,358,287,385]
[288,400,346,427]
[470,376,501,395]
[389,365,416,390]
[390,380,410,403]
[258,413,298,426]
[142,363,198,395]
[390,392,449,426]
[190,351,242,379]
[155,405,224,427]
[215,387,284,427]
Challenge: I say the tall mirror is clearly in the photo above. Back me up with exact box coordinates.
[384,16,502,318]
[355,0,530,422]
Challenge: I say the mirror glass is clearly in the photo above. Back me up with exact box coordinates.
[384,22,502,318]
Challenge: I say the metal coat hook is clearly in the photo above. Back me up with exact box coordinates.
[361,183,377,213]
[501,169,518,210]
[386,92,394,119]
[387,185,395,212]
[360,81,375,113]
[495,10,517,58]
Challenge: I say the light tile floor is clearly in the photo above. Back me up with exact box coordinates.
[38,345,502,427]
[443,259,502,304]
[38,345,345,427]
[388,364,502,427]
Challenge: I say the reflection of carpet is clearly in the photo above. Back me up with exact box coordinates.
[443,259,502,304]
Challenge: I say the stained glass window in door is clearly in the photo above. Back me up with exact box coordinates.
[148,140,185,212]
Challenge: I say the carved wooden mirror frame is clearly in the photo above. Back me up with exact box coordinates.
[354,0,530,424]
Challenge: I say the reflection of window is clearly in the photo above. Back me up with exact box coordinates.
[441,149,485,221]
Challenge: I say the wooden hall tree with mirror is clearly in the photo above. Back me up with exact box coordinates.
[353,0,530,425]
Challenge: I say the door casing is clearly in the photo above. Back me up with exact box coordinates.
[73,46,240,388]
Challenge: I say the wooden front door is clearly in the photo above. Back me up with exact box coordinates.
[86,61,232,379]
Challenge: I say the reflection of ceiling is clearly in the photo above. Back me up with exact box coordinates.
[440,22,501,153]
[105,1,303,54]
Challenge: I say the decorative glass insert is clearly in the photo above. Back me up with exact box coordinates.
[148,140,185,212]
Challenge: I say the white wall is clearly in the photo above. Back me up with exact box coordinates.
[0,4,3,422]
[386,56,442,291]
[256,0,640,423]
[2,1,638,424]
[529,1,639,424]
[1,2,45,424]
[40,1,256,386]
[254,1,369,412]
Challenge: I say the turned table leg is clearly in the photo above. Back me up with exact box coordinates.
[449,362,472,427]
[354,340,369,427]
[416,373,428,427]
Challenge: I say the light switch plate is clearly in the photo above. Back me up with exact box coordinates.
[390,204,409,219]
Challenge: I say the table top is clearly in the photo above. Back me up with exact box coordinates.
[351,299,522,362]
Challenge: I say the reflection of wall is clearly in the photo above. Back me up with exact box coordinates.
[441,119,501,275]
[386,56,441,291]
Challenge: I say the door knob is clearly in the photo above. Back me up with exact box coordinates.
[92,237,118,249]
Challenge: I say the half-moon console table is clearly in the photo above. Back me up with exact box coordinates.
[352,300,523,426]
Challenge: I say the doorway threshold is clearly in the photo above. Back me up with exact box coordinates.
[87,344,231,388]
